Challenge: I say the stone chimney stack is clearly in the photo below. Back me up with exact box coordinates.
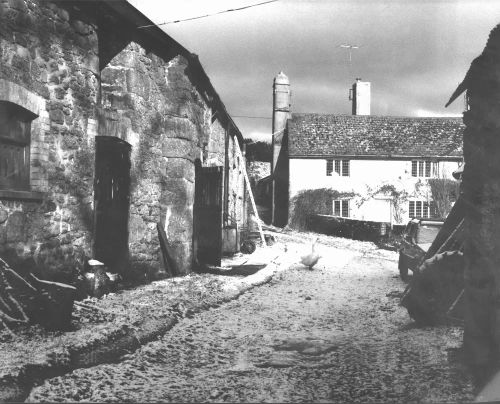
[272,71,291,172]
[271,71,291,226]
[350,78,370,115]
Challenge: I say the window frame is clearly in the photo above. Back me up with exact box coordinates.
[334,159,341,175]
[409,200,437,219]
[411,159,437,178]
[0,101,35,192]
[333,199,350,218]
[326,159,333,176]
[327,159,350,177]
[0,80,45,202]
[341,160,350,177]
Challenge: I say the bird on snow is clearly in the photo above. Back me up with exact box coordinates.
[300,238,321,270]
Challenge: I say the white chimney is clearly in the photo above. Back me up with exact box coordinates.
[350,78,370,115]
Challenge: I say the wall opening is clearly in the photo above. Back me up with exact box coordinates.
[0,101,36,191]
[193,159,223,267]
[94,136,131,274]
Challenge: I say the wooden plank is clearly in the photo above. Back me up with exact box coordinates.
[157,223,178,277]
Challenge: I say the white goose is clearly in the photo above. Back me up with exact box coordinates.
[300,238,321,270]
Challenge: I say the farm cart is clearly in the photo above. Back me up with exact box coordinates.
[400,196,466,325]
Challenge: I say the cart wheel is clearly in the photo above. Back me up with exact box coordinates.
[241,240,256,254]
[401,250,464,325]
[398,254,409,281]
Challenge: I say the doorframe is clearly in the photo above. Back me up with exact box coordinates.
[93,135,132,272]
[193,160,224,266]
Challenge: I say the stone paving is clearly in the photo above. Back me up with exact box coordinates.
[27,238,476,403]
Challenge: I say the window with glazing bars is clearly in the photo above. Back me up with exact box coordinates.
[333,199,349,217]
[409,200,437,218]
[326,159,333,176]
[411,160,437,178]
[342,160,350,176]
[330,159,350,176]
[334,159,341,175]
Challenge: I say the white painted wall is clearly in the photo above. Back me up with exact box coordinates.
[289,158,461,224]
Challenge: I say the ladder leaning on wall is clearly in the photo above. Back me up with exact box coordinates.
[233,135,266,246]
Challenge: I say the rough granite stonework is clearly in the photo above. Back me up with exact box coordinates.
[0,0,98,283]
[101,42,246,275]
[227,135,246,226]
[0,0,247,284]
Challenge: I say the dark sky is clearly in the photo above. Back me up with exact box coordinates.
[129,0,500,141]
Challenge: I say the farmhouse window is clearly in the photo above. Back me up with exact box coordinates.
[334,159,340,175]
[333,199,349,218]
[411,160,437,178]
[342,160,350,176]
[328,159,350,177]
[0,101,34,191]
[409,200,437,219]
[326,159,333,176]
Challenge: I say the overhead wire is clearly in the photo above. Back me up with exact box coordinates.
[137,0,278,29]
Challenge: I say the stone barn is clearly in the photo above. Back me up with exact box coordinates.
[0,0,247,285]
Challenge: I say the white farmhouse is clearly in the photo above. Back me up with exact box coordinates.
[270,73,464,227]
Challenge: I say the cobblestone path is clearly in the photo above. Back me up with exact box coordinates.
[27,241,475,403]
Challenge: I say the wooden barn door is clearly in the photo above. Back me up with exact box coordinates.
[194,164,223,266]
[94,136,131,273]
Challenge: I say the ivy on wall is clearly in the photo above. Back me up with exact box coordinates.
[290,176,460,232]
[289,188,356,230]
[356,183,410,224]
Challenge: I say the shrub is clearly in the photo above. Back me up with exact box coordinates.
[245,140,272,162]
[428,178,460,218]
[289,188,356,230]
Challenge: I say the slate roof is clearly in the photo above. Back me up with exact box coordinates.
[288,114,464,159]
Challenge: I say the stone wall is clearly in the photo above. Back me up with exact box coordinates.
[227,134,246,227]
[101,42,212,275]
[0,0,247,283]
[101,40,246,275]
[460,24,500,370]
[0,0,99,283]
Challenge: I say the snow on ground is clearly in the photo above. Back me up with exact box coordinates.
[26,232,476,403]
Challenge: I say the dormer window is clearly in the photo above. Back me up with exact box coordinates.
[0,101,36,191]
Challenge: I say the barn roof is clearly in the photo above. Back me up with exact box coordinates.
[287,114,464,159]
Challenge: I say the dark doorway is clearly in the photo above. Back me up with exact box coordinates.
[94,136,131,273]
[193,161,223,266]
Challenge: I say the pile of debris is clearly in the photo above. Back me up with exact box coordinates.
[0,258,76,334]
